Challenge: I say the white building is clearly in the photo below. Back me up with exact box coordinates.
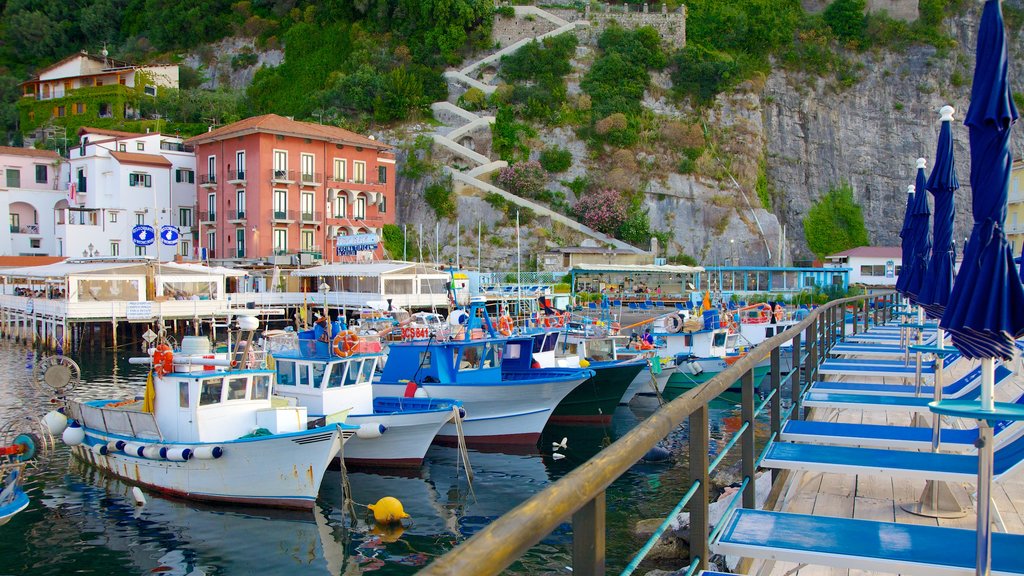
[20,51,178,101]
[59,127,196,260]
[824,246,902,286]
[0,146,68,256]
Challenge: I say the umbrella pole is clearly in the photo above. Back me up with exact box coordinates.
[976,357,995,576]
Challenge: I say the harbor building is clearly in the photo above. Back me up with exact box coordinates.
[17,50,179,137]
[58,127,197,260]
[1009,159,1024,254]
[184,114,396,265]
[824,246,902,287]
[0,146,68,257]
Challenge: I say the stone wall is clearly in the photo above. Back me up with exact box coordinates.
[582,2,686,48]
[801,0,919,22]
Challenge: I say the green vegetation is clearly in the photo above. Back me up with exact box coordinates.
[803,182,870,259]
[491,105,536,163]
[424,174,457,219]
[399,135,438,180]
[539,145,573,172]
[498,33,577,123]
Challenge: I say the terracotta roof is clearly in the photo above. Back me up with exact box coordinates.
[185,114,389,150]
[0,146,60,161]
[79,127,148,139]
[110,151,172,167]
[0,256,65,268]
[827,246,901,259]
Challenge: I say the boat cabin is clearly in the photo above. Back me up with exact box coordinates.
[380,338,506,385]
[659,328,734,359]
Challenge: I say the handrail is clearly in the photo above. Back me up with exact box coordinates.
[420,290,896,575]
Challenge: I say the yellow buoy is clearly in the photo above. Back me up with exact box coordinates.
[579,359,591,368]
[368,496,410,524]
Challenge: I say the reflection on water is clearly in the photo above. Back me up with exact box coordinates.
[0,340,753,575]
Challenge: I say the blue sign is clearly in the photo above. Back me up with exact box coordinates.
[132,225,155,247]
[160,225,180,246]
[335,233,379,256]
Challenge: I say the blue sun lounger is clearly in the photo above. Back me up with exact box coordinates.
[816,353,962,378]
[830,339,941,357]
[809,362,989,396]
[713,509,1024,576]
[803,365,1013,412]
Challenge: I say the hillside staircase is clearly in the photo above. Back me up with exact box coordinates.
[429,6,645,254]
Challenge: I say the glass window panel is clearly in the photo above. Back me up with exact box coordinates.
[199,379,223,406]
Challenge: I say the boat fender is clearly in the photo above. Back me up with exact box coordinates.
[42,410,68,435]
[447,309,468,327]
[579,359,591,368]
[457,407,467,419]
[160,447,193,461]
[123,443,146,457]
[90,443,108,456]
[107,440,126,452]
[368,496,410,525]
[131,486,146,507]
[641,445,672,463]
[356,423,387,439]
[193,445,224,459]
[62,420,85,446]
[142,445,162,459]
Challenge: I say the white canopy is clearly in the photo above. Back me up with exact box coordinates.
[570,263,704,275]
[291,261,445,278]
[0,259,247,280]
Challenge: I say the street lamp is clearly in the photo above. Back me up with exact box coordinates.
[730,238,736,266]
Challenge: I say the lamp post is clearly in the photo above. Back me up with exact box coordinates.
[730,238,736,266]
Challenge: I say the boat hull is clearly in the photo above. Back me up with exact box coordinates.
[620,365,675,404]
[72,425,345,510]
[550,361,645,424]
[344,407,455,468]
[374,372,586,446]
[0,488,29,526]
[664,363,771,401]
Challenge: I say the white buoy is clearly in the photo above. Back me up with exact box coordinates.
[193,445,224,459]
[42,410,68,435]
[131,486,146,506]
[62,421,85,446]
[355,423,387,439]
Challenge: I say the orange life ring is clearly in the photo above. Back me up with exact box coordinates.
[333,331,359,357]
[497,316,513,336]
[153,344,174,376]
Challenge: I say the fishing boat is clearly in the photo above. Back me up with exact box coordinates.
[373,298,593,446]
[57,317,352,510]
[266,330,464,468]
[525,327,646,423]
[0,428,38,526]
[655,324,770,400]
[615,347,677,405]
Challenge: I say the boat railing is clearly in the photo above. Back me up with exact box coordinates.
[419,290,896,575]
[70,402,162,441]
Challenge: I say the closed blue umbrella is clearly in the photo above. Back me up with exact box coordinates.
[936,3,1024,575]
[895,184,916,295]
[904,158,932,302]
[918,106,960,319]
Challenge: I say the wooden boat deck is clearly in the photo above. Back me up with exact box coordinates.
[753,357,1024,576]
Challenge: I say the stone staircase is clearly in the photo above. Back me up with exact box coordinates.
[429,6,645,254]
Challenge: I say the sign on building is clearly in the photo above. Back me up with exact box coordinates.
[336,233,379,256]
[132,225,156,247]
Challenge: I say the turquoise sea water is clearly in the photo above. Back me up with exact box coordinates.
[0,339,753,575]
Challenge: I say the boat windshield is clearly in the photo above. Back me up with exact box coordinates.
[588,339,614,362]
[253,375,270,399]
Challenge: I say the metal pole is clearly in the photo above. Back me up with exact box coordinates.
[770,346,781,483]
[403,223,407,261]
[977,357,996,576]
[478,221,482,273]
[791,332,802,420]
[687,405,709,573]
[573,492,606,575]
[741,368,756,510]
[862,297,869,333]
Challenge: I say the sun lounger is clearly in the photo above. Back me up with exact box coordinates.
[780,414,1021,452]
[713,509,1024,576]
[809,363,992,396]
[817,353,963,378]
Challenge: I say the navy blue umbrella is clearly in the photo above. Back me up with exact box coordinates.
[940,0,1024,360]
[895,184,916,295]
[904,158,932,302]
[918,106,960,319]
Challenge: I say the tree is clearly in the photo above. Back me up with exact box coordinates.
[823,0,867,44]
[802,182,870,259]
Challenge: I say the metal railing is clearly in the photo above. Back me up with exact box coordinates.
[420,291,896,575]
[200,174,216,186]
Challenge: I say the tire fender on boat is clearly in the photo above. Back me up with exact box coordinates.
[665,314,683,334]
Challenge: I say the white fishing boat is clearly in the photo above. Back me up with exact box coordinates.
[58,317,352,510]
[266,331,463,468]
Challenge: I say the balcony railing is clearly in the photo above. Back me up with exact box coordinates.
[300,172,322,185]
[328,173,385,187]
[272,210,299,222]
[271,169,296,182]
[200,174,216,186]
[199,211,216,223]
[232,210,246,220]
[301,211,323,223]
[160,142,194,153]
[230,170,246,182]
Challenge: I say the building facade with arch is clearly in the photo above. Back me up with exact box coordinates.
[0,146,67,257]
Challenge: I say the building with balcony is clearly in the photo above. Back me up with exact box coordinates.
[824,246,902,286]
[185,114,396,264]
[1009,160,1024,257]
[17,50,178,136]
[0,146,68,256]
[57,127,196,260]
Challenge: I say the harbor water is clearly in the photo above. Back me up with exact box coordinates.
[0,339,760,575]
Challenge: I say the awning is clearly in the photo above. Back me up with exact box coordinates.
[291,261,445,278]
[570,263,704,275]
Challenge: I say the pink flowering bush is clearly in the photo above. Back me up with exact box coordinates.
[496,161,546,198]
[574,188,627,234]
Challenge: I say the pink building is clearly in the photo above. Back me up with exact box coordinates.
[0,146,67,256]
[185,114,396,263]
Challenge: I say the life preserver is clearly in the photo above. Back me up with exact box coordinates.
[153,344,174,376]
[665,314,683,334]
[497,315,513,336]
[333,331,359,357]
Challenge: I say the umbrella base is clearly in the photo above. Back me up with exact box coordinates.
[901,480,967,519]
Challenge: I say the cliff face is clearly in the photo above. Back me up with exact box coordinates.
[761,5,1024,259]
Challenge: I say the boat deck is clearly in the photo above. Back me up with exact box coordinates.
[753,357,1024,576]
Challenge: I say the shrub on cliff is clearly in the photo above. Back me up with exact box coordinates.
[574,188,628,235]
[539,146,573,173]
[497,161,547,198]
[803,182,870,259]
